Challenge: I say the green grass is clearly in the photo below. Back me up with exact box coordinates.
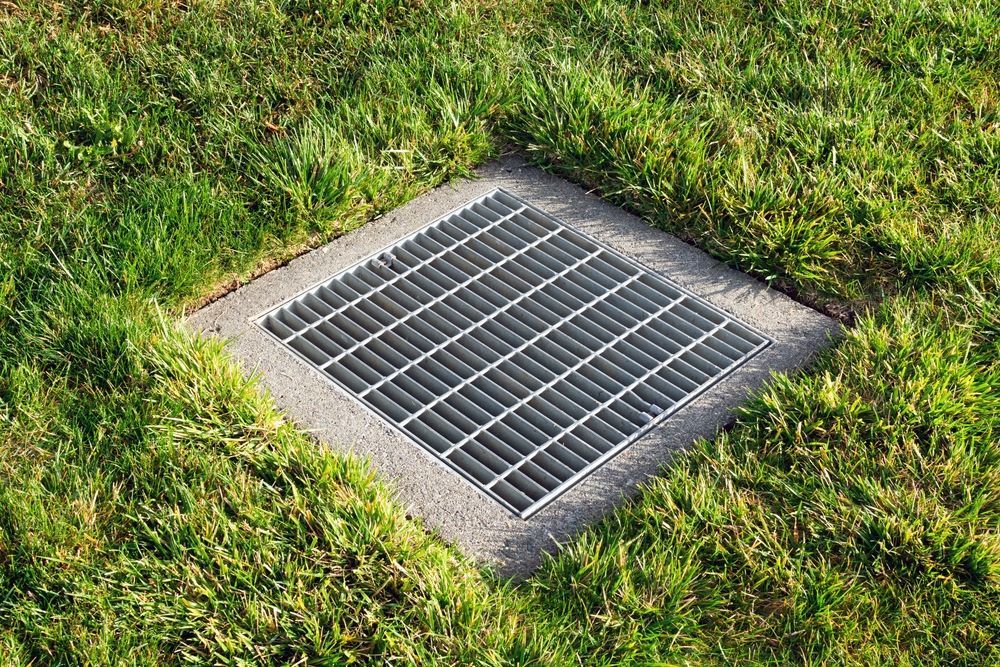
[1,0,998,663]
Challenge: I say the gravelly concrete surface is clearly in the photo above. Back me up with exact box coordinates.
[188,155,840,578]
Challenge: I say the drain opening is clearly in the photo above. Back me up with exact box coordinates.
[257,189,771,518]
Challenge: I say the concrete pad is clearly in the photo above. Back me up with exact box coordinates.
[187,155,840,577]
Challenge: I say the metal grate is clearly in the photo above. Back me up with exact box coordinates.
[257,189,772,518]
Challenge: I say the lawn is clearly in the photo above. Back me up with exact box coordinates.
[1,0,998,663]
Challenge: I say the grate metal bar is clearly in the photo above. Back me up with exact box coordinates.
[486,318,733,490]
[314,226,561,369]
[440,293,684,458]
[402,268,672,440]
[257,189,772,518]
[396,269,644,427]
[359,247,602,401]
[272,200,528,345]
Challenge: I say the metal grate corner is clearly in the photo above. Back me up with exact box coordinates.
[257,189,772,518]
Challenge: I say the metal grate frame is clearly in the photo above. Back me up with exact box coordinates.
[256,189,772,518]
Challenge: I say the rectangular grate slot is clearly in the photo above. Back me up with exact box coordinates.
[257,189,772,518]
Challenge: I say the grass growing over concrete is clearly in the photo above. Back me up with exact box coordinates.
[1,0,997,663]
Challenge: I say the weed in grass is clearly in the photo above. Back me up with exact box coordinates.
[250,120,366,232]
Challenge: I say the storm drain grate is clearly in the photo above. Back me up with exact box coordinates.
[257,189,772,517]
